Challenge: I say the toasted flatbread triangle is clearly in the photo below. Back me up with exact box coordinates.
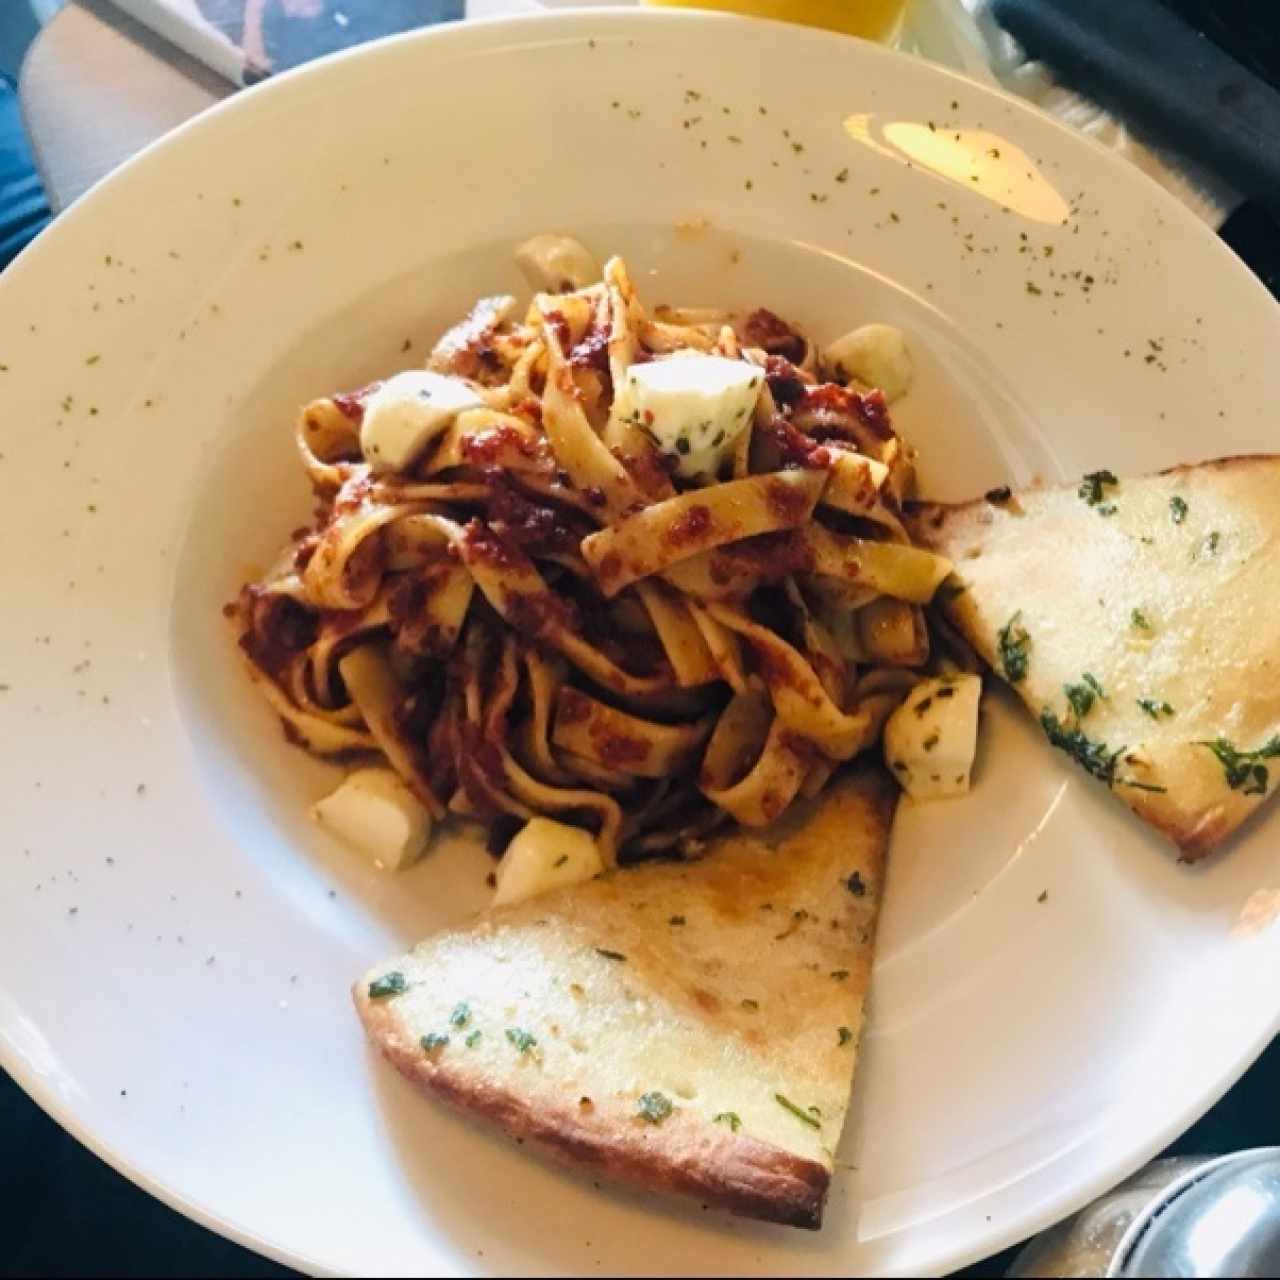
[353,766,895,1229]
[907,455,1280,860]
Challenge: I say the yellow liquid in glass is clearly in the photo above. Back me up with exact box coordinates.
[640,0,909,43]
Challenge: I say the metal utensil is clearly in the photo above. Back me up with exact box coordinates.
[1008,1149,1280,1277]
[1007,1157,1211,1278]
[1111,1148,1280,1278]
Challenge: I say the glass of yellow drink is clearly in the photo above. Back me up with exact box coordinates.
[639,0,911,44]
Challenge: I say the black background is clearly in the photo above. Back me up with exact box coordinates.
[4,1038,1280,1276]
[4,0,1280,1274]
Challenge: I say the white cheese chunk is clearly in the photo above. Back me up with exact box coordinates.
[492,817,605,908]
[311,767,432,870]
[359,370,484,472]
[823,323,913,402]
[882,674,982,801]
[611,354,763,481]
[514,234,601,293]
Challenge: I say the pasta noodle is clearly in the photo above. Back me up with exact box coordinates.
[231,246,952,862]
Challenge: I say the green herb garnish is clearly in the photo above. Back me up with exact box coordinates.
[1137,698,1174,719]
[368,971,407,1000]
[675,436,691,456]
[1039,709,1167,793]
[448,1002,471,1028]
[998,610,1031,683]
[637,1091,673,1124]
[1130,608,1152,631]
[1040,708,1121,784]
[775,1093,821,1130]
[465,1029,482,1048]
[1078,469,1118,508]
[594,948,627,962]
[846,871,866,897]
[1200,737,1280,795]
[505,1027,538,1055]
[713,1111,742,1132]
[837,1027,853,1047]
[1169,495,1188,524]
[420,1033,449,1053]
[1064,672,1107,719]
[1196,530,1221,558]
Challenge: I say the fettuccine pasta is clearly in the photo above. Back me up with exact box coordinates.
[232,242,952,866]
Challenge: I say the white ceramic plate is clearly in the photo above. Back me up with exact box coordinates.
[3,10,1279,1276]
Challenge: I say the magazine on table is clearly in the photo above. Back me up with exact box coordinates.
[105,0,487,87]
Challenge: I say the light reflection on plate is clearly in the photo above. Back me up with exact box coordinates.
[844,112,1071,223]
[1,11,1279,1279]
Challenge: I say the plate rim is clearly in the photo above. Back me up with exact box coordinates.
[3,8,1279,1277]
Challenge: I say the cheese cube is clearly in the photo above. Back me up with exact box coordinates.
[823,323,913,402]
[359,370,484,472]
[611,354,763,481]
[311,767,432,870]
[882,674,982,800]
[514,234,601,293]
[492,817,605,907]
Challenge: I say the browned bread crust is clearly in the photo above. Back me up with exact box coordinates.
[357,989,830,1227]
[907,454,1280,861]
[354,765,896,1228]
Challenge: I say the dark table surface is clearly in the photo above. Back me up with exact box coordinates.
[4,1036,1279,1277]
[4,23,1280,1275]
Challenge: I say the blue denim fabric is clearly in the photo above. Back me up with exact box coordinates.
[0,76,51,270]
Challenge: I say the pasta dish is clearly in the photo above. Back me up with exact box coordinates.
[231,238,956,871]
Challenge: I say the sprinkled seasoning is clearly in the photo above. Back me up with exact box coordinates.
[775,1093,820,1129]
[505,1027,538,1055]
[1200,737,1280,795]
[368,972,407,1000]
[637,1091,673,1124]
[998,611,1031,683]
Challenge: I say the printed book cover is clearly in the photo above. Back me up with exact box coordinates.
[107,0,468,86]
